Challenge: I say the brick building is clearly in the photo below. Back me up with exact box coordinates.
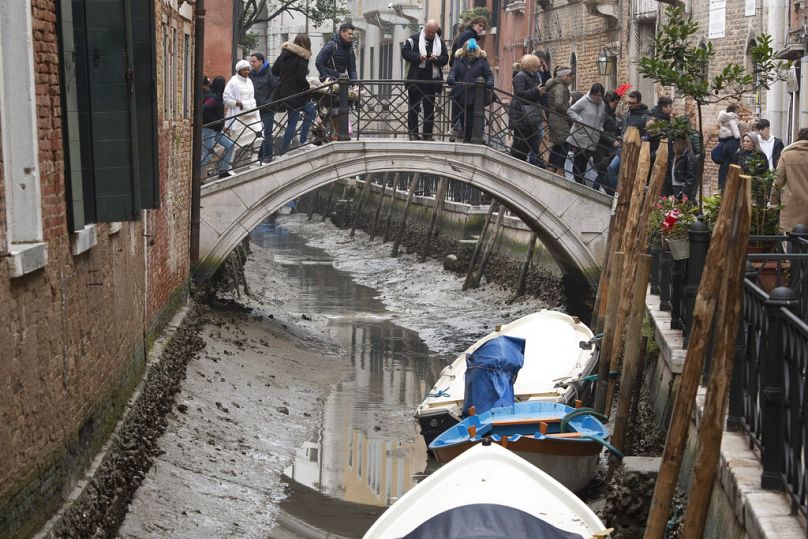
[0,0,195,536]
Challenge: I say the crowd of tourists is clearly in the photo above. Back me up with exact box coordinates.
[198,16,808,232]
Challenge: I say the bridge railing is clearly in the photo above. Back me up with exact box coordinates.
[201,75,616,193]
[648,226,808,519]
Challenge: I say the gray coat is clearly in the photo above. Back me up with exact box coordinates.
[566,93,605,151]
[545,77,571,145]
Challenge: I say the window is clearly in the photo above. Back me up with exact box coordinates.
[1,0,46,275]
[183,32,190,118]
[57,0,160,226]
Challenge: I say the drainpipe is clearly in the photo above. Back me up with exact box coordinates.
[766,0,787,137]
[190,0,205,264]
[801,55,808,129]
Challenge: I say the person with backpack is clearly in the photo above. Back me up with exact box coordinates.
[447,38,494,143]
[315,22,358,83]
[402,20,449,140]
[448,16,487,141]
[509,54,546,165]
[271,34,316,155]
[249,52,279,164]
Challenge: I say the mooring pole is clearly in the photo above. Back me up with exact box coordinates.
[463,202,496,291]
[391,173,421,257]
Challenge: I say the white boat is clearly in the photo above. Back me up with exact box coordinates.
[363,441,610,539]
[415,310,598,445]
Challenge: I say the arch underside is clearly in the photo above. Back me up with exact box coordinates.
[198,141,612,289]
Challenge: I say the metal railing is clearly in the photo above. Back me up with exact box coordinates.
[201,75,617,193]
[649,225,808,518]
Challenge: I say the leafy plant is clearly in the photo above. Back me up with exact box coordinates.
[648,195,699,246]
[638,5,790,205]
[700,194,722,231]
[239,0,350,48]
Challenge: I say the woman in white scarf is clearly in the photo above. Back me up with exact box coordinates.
[223,60,260,148]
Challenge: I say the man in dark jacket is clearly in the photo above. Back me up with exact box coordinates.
[621,90,648,137]
[250,52,279,163]
[756,119,785,170]
[448,16,487,140]
[402,20,449,140]
[315,23,358,83]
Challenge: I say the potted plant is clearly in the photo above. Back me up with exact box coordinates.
[648,196,699,260]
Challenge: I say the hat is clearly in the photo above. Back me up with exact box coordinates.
[615,83,632,97]
[466,38,479,52]
[235,59,250,72]
[557,68,573,77]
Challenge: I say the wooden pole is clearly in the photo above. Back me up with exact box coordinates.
[510,232,538,302]
[350,175,373,237]
[306,190,317,221]
[391,173,420,257]
[592,127,643,331]
[419,177,449,262]
[463,202,497,291]
[609,253,653,472]
[321,181,338,222]
[594,251,624,413]
[382,175,400,243]
[471,204,505,289]
[644,165,744,539]
[629,335,649,454]
[681,174,750,539]
[370,172,394,240]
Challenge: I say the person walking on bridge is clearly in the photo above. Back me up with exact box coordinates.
[545,67,573,174]
[448,16,487,141]
[223,60,259,159]
[402,20,448,141]
[316,22,358,83]
[272,34,316,155]
[249,52,279,164]
[447,38,494,143]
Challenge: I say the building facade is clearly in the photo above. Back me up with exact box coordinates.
[0,0,195,536]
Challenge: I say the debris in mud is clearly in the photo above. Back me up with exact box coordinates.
[176,404,188,414]
[276,406,290,415]
[302,313,311,320]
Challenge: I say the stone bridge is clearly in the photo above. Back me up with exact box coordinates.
[197,140,613,288]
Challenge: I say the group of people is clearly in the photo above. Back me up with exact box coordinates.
[201,23,360,176]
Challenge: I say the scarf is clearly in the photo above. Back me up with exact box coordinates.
[419,28,442,78]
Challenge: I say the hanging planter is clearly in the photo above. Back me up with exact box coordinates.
[666,237,690,260]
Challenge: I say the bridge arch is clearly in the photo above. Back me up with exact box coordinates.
[198,140,612,288]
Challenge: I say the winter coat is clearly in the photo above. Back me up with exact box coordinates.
[449,27,479,67]
[769,140,808,232]
[665,148,698,200]
[566,93,605,151]
[509,69,543,132]
[595,105,620,169]
[316,35,358,83]
[271,42,312,110]
[202,91,225,131]
[249,61,279,108]
[446,48,494,105]
[223,74,258,130]
[718,110,741,140]
[402,32,449,82]
[733,149,769,177]
[545,77,571,145]
[621,104,649,137]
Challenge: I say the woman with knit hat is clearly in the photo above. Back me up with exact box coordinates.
[223,59,260,158]
[447,38,494,143]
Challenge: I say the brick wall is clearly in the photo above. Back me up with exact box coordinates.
[0,1,193,536]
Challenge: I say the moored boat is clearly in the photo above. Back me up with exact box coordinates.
[428,401,615,492]
[363,441,611,538]
[415,310,598,445]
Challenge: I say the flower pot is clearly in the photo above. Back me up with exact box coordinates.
[666,238,690,260]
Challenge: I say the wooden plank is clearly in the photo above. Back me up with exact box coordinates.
[463,202,497,291]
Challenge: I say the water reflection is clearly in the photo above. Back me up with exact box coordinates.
[250,220,445,519]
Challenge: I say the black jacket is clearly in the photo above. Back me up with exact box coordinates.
[401,32,449,81]
[271,42,312,110]
[249,62,279,108]
[509,69,543,129]
[621,104,649,137]
[447,49,494,105]
[734,149,769,177]
[316,35,357,83]
[665,149,698,200]
[202,91,225,131]
[449,27,478,67]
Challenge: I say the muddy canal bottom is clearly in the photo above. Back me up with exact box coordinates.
[251,221,446,537]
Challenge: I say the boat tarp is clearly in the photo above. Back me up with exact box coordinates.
[462,335,525,417]
[401,503,584,539]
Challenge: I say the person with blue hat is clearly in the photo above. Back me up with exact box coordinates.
[447,38,494,143]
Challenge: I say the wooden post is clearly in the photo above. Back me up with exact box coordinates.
[350,175,373,237]
[594,251,624,413]
[629,335,649,454]
[510,232,538,302]
[382,175,400,243]
[609,254,652,471]
[471,204,506,289]
[644,165,744,539]
[306,190,317,221]
[419,177,449,262]
[592,127,643,331]
[321,181,338,222]
[391,173,421,257]
[680,174,750,539]
[603,141,667,416]
[370,173,394,240]
[463,202,497,291]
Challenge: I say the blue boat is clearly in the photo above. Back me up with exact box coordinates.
[428,401,616,492]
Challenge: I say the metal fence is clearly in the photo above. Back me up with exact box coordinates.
[651,225,808,519]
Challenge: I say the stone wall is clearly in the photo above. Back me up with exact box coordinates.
[0,1,194,537]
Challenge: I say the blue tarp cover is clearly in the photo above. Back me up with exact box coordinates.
[462,335,525,417]
[402,503,584,539]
